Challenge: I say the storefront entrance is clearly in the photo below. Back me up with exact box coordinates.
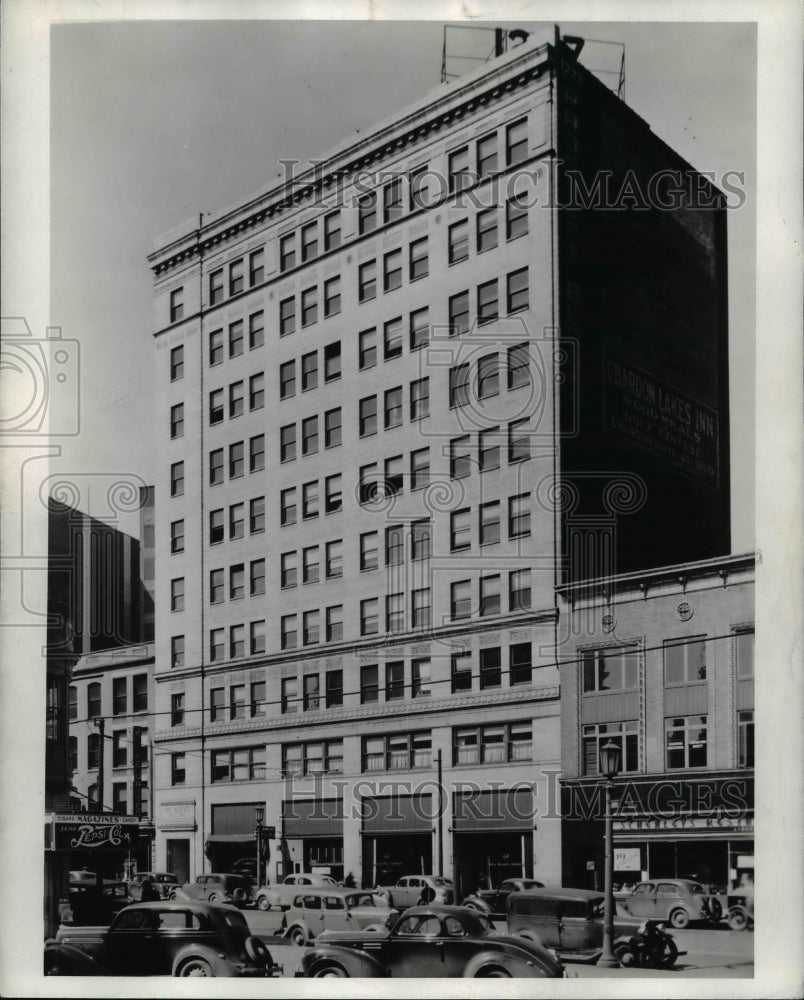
[362,833,432,886]
[453,831,533,898]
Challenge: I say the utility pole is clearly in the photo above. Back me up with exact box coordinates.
[95,717,105,813]
[437,749,444,877]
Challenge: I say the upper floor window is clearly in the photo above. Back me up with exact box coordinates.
[280,233,296,271]
[477,133,498,177]
[87,682,101,718]
[453,722,531,766]
[209,268,224,305]
[735,629,754,678]
[664,637,707,685]
[384,177,403,223]
[359,261,377,302]
[506,197,529,240]
[666,715,708,769]
[169,288,184,323]
[582,646,639,693]
[448,146,470,194]
[170,345,184,381]
[324,211,341,251]
[358,191,378,235]
[506,118,528,165]
[301,221,318,263]
[249,248,264,285]
[363,731,431,771]
[170,403,184,439]
[229,258,244,296]
[409,237,428,281]
[583,721,639,776]
[212,746,265,782]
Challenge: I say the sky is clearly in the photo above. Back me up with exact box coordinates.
[50,18,756,548]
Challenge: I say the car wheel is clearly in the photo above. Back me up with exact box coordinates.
[177,958,214,977]
[312,963,348,977]
[475,966,512,977]
[44,953,71,976]
[245,935,272,965]
[208,893,221,904]
[167,888,178,900]
[728,909,748,932]
[614,944,638,968]
[257,895,271,911]
[654,937,679,968]
[669,908,689,929]
[288,926,308,947]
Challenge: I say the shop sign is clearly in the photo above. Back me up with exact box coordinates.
[53,813,140,850]
[614,815,753,833]
[614,847,641,871]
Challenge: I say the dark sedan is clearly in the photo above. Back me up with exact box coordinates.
[462,878,546,917]
[296,905,565,978]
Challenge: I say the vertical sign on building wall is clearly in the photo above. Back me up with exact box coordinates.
[132,726,145,817]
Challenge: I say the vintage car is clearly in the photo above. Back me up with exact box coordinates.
[726,893,754,931]
[506,887,682,967]
[296,904,565,978]
[128,872,180,900]
[283,887,399,945]
[178,872,254,908]
[462,878,546,916]
[618,878,722,928]
[68,880,132,925]
[44,901,282,977]
[254,872,339,911]
[373,874,454,907]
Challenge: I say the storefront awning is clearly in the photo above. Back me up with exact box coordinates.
[205,833,256,845]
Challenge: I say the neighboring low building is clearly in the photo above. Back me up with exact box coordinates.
[558,553,754,893]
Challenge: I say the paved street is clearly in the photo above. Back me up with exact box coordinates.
[243,910,754,979]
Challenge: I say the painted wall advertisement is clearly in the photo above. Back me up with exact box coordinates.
[605,357,720,487]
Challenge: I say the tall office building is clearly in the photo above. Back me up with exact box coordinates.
[147,28,730,891]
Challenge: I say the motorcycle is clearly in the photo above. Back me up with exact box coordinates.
[614,919,685,968]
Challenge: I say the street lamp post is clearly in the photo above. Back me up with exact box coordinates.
[598,740,622,969]
[255,804,265,889]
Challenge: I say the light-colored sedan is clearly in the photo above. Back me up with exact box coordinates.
[618,878,723,928]
[254,872,339,911]
[283,888,398,946]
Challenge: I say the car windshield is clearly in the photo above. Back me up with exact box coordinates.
[347,893,375,907]
[473,913,493,933]
[689,883,704,894]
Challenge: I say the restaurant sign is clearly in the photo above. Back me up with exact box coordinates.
[53,813,140,851]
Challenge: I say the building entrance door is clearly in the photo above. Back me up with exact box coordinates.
[166,839,190,885]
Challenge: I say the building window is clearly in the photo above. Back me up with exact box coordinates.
[250,558,265,596]
[358,260,377,302]
[507,267,529,313]
[359,396,377,437]
[385,525,404,566]
[281,551,297,589]
[227,681,244,718]
[210,687,224,720]
[210,568,224,604]
[171,753,186,786]
[280,487,297,526]
[510,642,532,685]
[209,268,224,305]
[326,604,343,642]
[170,520,184,553]
[412,588,431,629]
[477,279,498,324]
[476,208,498,252]
[409,377,429,420]
[211,747,265,782]
[508,418,530,462]
[209,388,224,424]
[449,363,470,408]
[209,448,224,485]
[325,539,343,579]
[384,386,403,428]
[360,531,378,571]
[384,317,403,360]
[326,670,343,708]
[281,615,298,651]
[479,575,501,616]
[479,501,501,546]
[170,403,184,439]
[283,740,343,777]
[411,519,431,560]
[506,118,528,165]
[250,680,265,716]
[112,730,127,768]
[171,635,185,668]
[384,455,403,497]
[280,360,296,399]
[480,647,501,688]
[410,448,430,491]
[324,341,341,381]
[478,427,500,472]
[666,715,708,769]
[87,733,101,769]
[302,545,319,584]
[249,310,265,349]
[111,678,125,716]
[171,692,185,727]
[171,577,185,612]
[133,674,147,712]
[301,287,318,326]
[386,594,405,634]
[583,646,639,692]
[738,710,754,767]
[358,191,377,234]
[360,664,379,703]
[410,307,429,350]
[229,320,244,358]
[448,145,470,193]
[509,569,531,611]
[664,637,707,684]
[170,461,184,497]
[324,474,342,513]
[450,435,471,479]
[300,611,318,646]
[170,287,184,323]
[280,296,296,336]
[69,736,78,771]
[361,598,379,636]
[451,651,472,692]
[451,579,471,620]
[324,407,342,448]
[508,343,530,389]
[448,220,469,264]
[68,684,78,721]
[450,508,471,551]
[230,563,245,600]
[359,327,377,369]
[170,345,184,381]
[383,177,403,223]
[409,237,429,280]
[229,441,244,478]
[250,496,265,533]
[506,196,528,239]
[324,276,341,317]
[209,508,224,544]
[209,328,224,365]
[477,132,498,177]
[449,290,470,336]
[209,628,224,662]
[360,463,377,507]
[229,502,245,539]
[280,233,296,271]
[477,353,499,398]
[229,381,244,419]
[454,722,531,765]
[324,210,341,251]
[229,258,244,296]
[363,732,432,772]
[735,629,754,678]
[301,221,318,263]
[280,424,296,462]
[302,416,319,456]
[249,373,265,411]
[249,247,264,286]
[582,721,640,775]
